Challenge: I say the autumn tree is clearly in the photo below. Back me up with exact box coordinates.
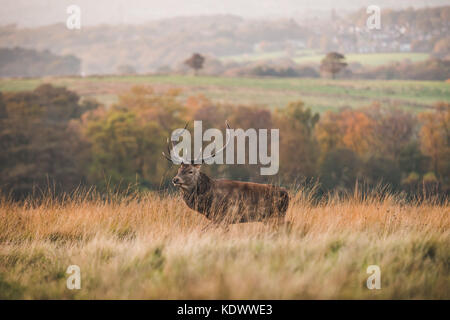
[227,105,273,182]
[363,103,417,161]
[84,109,166,190]
[418,102,450,187]
[320,52,347,79]
[315,108,375,158]
[185,94,211,119]
[117,86,186,132]
[275,101,320,182]
[184,53,205,75]
[82,86,187,191]
[0,85,95,198]
[314,111,343,158]
[314,105,417,192]
[192,101,273,183]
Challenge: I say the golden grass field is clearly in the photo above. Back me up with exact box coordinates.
[0,188,448,299]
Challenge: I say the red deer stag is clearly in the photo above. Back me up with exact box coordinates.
[162,122,289,227]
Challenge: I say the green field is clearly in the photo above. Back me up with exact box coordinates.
[0,75,448,113]
[222,51,430,66]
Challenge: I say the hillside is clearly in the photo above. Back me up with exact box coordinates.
[0,47,80,77]
[0,6,448,75]
[0,16,307,74]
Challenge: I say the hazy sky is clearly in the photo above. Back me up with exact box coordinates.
[2,0,449,27]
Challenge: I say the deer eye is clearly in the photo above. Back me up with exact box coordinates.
[188,171,194,174]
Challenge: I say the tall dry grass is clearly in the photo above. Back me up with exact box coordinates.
[0,188,448,299]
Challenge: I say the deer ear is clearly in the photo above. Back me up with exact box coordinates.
[193,164,202,169]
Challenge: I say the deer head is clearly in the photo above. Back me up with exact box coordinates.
[163,121,231,191]
[171,163,202,191]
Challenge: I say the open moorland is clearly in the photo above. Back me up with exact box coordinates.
[0,189,448,299]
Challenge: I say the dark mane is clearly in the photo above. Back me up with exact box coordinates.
[182,172,214,218]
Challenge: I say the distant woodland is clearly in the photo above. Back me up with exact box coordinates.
[0,6,448,77]
[0,47,80,77]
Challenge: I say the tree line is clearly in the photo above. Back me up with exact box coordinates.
[0,84,448,199]
[183,52,450,81]
[0,47,81,78]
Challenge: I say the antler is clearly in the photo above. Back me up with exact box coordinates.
[194,121,231,164]
[162,121,232,164]
[162,122,189,164]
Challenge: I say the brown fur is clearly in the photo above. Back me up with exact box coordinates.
[173,164,289,224]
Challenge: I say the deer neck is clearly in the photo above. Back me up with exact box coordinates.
[182,172,213,201]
